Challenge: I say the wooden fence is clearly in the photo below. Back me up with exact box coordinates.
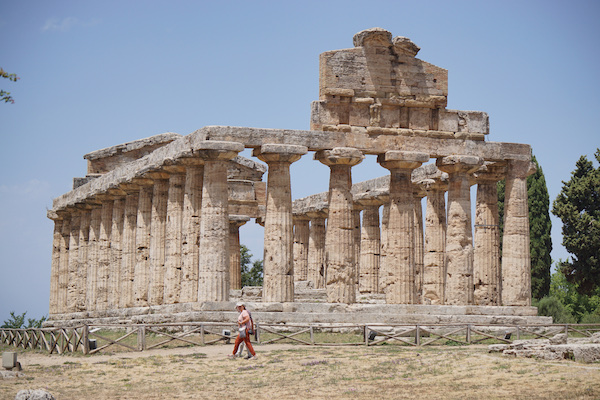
[2,322,599,355]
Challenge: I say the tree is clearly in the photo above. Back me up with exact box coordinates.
[497,155,553,300]
[240,245,263,287]
[1,311,47,329]
[552,149,600,295]
[1,68,19,104]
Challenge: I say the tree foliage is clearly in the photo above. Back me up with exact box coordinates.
[240,245,263,287]
[1,311,47,329]
[552,149,600,295]
[1,68,19,104]
[497,155,553,300]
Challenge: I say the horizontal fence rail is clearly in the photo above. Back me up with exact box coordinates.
[2,323,599,355]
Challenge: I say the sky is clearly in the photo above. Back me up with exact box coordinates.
[1,0,598,323]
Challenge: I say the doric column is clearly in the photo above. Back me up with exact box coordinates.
[419,175,448,305]
[76,209,91,312]
[255,143,308,302]
[316,147,364,304]
[108,196,125,310]
[229,215,250,290]
[164,167,186,305]
[57,213,71,313]
[133,179,154,306]
[307,211,327,289]
[501,159,536,306]
[197,141,244,302]
[293,216,310,282]
[86,206,102,311]
[96,198,114,311]
[473,162,506,306]
[180,161,204,303]
[67,211,81,313]
[120,183,139,308]
[378,151,429,304]
[413,187,425,304]
[356,199,381,294]
[147,174,169,305]
[352,208,362,285]
[379,198,390,294]
[437,155,483,306]
[49,216,63,314]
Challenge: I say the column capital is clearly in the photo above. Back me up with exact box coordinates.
[473,161,507,183]
[436,155,483,175]
[229,214,251,228]
[507,159,536,178]
[315,147,364,167]
[378,151,429,171]
[163,164,187,174]
[306,210,328,220]
[417,176,448,192]
[196,140,244,161]
[253,144,308,164]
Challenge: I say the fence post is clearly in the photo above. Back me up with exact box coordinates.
[138,325,146,351]
[256,323,260,344]
[82,325,89,355]
[200,324,205,345]
[466,325,471,344]
[516,326,521,340]
[415,325,421,346]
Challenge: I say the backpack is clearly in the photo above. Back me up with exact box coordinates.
[247,310,255,335]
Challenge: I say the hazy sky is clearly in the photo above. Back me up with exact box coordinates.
[1,0,598,323]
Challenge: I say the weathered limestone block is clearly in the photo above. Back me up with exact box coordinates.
[255,143,308,302]
[120,184,139,308]
[437,155,483,306]
[66,211,81,312]
[419,174,448,305]
[307,211,327,289]
[316,147,364,303]
[96,199,114,311]
[378,151,429,304]
[148,176,169,305]
[180,162,203,303]
[357,199,381,293]
[108,197,125,309]
[293,216,310,282]
[164,169,185,304]
[197,141,244,302]
[502,160,536,306]
[473,162,505,306]
[133,181,154,306]
[229,215,250,290]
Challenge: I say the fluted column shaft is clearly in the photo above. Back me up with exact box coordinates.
[108,198,125,309]
[120,186,139,308]
[293,217,310,282]
[420,178,447,305]
[501,160,535,306]
[134,183,153,306]
[96,199,114,311]
[307,212,327,289]
[352,208,362,285]
[197,141,243,302]
[316,147,364,304]
[437,155,483,306]
[379,151,428,304]
[67,212,81,312]
[379,201,390,294]
[358,202,381,293]
[76,210,91,312]
[255,144,307,302]
[229,217,249,290]
[180,162,203,303]
[413,191,425,303]
[148,177,169,305]
[164,170,185,304]
[57,214,71,313]
[87,207,101,311]
[49,218,63,314]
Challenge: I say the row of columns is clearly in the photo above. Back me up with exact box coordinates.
[50,141,533,315]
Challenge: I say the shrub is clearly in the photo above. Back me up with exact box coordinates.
[537,296,577,323]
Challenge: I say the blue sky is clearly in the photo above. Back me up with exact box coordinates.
[1,0,598,323]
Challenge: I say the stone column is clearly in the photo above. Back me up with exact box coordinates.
[229,215,250,290]
[437,155,483,306]
[76,209,91,312]
[413,187,425,304]
[67,211,81,313]
[133,179,154,307]
[316,147,364,304]
[87,206,102,311]
[501,159,536,306]
[108,196,125,310]
[356,199,381,294]
[307,211,327,289]
[148,174,169,305]
[378,151,429,304]
[164,167,186,305]
[419,175,448,305]
[352,208,362,285]
[473,162,506,306]
[96,198,114,311]
[49,216,63,314]
[57,212,71,313]
[180,161,204,303]
[197,141,244,302]
[379,199,390,294]
[255,143,308,302]
[120,184,139,308]
[293,216,310,282]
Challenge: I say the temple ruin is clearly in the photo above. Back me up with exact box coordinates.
[46,28,549,326]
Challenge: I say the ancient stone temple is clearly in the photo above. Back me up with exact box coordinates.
[46,28,547,326]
